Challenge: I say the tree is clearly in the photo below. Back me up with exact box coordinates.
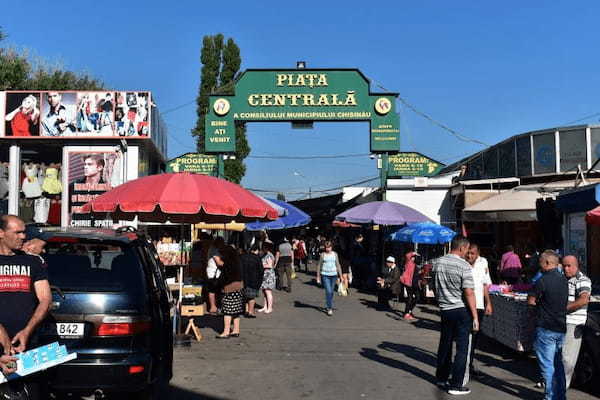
[0,27,105,91]
[191,35,248,183]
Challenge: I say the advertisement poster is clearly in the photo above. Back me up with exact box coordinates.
[1,91,151,138]
[67,150,123,227]
[4,92,41,136]
[156,242,191,266]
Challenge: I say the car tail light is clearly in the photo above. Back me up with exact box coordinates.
[96,321,151,336]
[129,365,145,374]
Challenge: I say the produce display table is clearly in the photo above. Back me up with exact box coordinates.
[481,293,536,352]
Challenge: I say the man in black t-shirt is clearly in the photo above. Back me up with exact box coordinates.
[528,250,568,400]
[0,215,51,356]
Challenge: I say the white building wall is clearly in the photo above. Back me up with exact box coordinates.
[386,189,453,225]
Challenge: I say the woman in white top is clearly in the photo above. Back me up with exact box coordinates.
[258,242,276,314]
[317,241,343,316]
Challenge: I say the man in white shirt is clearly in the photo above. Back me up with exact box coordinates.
[465,243,493,378]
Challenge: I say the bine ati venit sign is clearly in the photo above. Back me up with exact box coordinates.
[204,69,400,154]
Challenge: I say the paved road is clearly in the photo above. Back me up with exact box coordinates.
[169,269,596,400]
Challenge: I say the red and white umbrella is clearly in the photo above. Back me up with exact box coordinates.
[80,172,279,223]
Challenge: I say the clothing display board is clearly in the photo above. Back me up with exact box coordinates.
[481,293,536,352]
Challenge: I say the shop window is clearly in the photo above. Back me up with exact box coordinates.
[499,140,516,177]
[590,127,600,169]
[483,148,499,178]
[516,136,532,176]
[467,154,483,179]
[19,147,64,226]
[533,132,556,174]
[559,129,587,173]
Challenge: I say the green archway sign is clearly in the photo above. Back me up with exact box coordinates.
[205,69,400,154]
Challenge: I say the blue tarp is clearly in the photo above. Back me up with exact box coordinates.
[555,184,600,213]
[246,198,311,231]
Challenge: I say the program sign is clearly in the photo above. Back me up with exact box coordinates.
[205,69,400,153]
[388,152,444,177]
[166,153,219,176]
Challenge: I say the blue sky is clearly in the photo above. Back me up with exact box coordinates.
[3,1,600,199]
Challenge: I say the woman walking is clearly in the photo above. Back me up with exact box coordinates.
[258,242,276,314]
[216,246,244,339]
[400,246,419,321]
[316,241,343,316]
[240,245,263,318]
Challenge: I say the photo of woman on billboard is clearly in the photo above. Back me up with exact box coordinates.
[4,93,40,136]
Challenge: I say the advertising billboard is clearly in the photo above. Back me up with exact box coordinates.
[2,91,151,138]
[67,150,123,227]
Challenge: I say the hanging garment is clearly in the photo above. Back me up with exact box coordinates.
[42,168,62,194]
[34,197,50,224]
[22,165,42,198]
[19,199,34,223]
[47,200,61,225]
[37,164,45,188]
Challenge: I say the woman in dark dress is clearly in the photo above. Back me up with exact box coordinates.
[240,245,263,318]
[216,246,244,338]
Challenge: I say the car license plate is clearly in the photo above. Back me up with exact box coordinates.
[43,323,85,338]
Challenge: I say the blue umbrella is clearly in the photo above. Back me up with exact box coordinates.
[246,198,311,231]
[389,221,457,244]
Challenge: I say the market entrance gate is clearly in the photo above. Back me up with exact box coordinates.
[204,69,400,155]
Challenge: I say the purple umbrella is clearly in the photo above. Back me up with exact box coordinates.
[335,201,431,225]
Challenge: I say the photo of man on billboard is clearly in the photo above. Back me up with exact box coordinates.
[4,92,41,136]
[68,151,122,227]
[41,92,76,136]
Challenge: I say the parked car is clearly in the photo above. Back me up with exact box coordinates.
[573,299,600,395]
[36,227,173,399]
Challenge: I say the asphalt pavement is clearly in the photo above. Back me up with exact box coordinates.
[169,266,597,400]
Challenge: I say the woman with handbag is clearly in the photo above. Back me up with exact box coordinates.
[400,246,420,321]
[316,241,343,316]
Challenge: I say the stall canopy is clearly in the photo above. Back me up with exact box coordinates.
[246,198,311,231]
[462,189,555,222]
[335,201,431,225]
[80,172,279,223]
[390,221,456,244]
[586,206,600,225]
[259,195,288,217]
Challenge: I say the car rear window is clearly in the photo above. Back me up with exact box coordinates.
[44,240,146,293]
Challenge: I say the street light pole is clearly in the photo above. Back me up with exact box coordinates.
[293,171,311,199]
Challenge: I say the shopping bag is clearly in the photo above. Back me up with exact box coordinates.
[337,280,348,296]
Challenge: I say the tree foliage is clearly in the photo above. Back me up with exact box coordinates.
[0,27,105,91]
[191,35,248,183]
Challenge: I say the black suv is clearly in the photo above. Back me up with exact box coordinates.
[36,228,173,399]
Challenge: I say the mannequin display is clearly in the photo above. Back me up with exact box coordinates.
[33,197,50,224]
[0,163,8,199]
[21,164,42,198]
[42,167,62,194]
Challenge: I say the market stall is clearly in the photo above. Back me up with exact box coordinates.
[481,286,536,352]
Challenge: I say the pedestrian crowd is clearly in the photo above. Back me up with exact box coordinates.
[431,235,591,399]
